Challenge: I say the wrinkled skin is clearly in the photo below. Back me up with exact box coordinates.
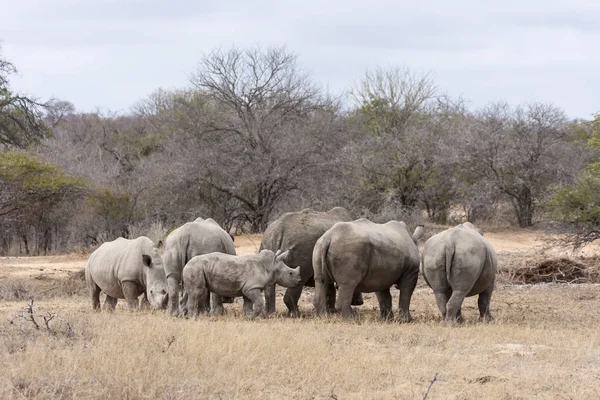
[260,207,363,317]
[182,250,301,318]
[85,236,168,311]
[313,219,423,321]
[421,222,498,323]
[162,218,236,316]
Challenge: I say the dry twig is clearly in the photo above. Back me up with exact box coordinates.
[422,373,438,400]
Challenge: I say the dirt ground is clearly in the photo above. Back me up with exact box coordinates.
[0,229,594,280]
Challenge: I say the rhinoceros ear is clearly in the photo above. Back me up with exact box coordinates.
[412,225,424,242]
[142,255,152,268]
[276,250,290,262]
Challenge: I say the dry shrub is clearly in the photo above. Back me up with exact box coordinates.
[0,279,30,301]
[59,269,86,296]
[511,257,599,284]
[0,269,87,301]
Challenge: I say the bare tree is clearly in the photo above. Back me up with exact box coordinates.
[349,66,437,136]
[461,102,573,227]
[0,44,49,149]
[345,66,459,220]
[178,45,337,232]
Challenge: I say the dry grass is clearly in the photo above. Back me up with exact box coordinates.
[2,282,600,399]
[2,231,600,399]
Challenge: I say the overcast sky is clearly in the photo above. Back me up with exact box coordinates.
[2,0,599,119]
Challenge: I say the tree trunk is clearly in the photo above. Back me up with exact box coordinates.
[21,234,29,256]
[514,187,534,228]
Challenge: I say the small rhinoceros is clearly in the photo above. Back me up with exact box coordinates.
[421,222,498,323]
[260,207,363,317]
[85,236,168,311]
[162,217,236,316]
[313,219,424,321]
[182,250,302,318]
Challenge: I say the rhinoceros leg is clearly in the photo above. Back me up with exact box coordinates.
[204,291,211,313]
[445,290,467,323]
[433,290,451,319]
[242,296,253,316]
[326,283,337,313]
[140,293,151,310]
[122,281,142,311]
[351,291,364,306]
[313,278,329,316]
[477,284,494,322]
[167,275,181,317]
[244,288,265,317]
[103,295,118,311]
[212,293,225,316]
[336,284,357,320]
[283,286,303,317]
[89,281,101,311]
[375,289,394,321]
[264,283,276,315]
[397,268,418,322]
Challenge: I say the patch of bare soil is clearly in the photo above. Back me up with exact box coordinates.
[232,234,263,255]
[0,254,88,280]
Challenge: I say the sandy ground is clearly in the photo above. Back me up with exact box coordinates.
[0,234,264,280]
[2,229,598,279]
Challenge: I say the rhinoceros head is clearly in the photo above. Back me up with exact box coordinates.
[271,249,302,288]
[142,250,169,309]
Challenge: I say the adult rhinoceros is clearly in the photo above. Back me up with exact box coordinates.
[313,219,424,320]
[85,236,168,311]
[162,217,236,316]
[259,207,363,317]
[421,222,497,323]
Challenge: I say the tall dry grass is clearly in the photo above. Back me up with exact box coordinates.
[2,280,600,399]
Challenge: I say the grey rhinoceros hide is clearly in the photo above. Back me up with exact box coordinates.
[85,236,168,311]
[313,219,423,321]
[259,207,363,317]
[421,222,498,323]
[162,217,236,316]
[182,249,301,318]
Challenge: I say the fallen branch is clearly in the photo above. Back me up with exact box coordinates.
[9,299,74,337]
[423,373,438,400]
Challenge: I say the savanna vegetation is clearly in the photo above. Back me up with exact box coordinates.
[1,231,600,399]
[1,43,599,255]
[2,39,600,398]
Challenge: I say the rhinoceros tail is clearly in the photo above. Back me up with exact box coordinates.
[445,240,455,280]
[313,234,333,284]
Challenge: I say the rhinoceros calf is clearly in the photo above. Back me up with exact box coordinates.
[313,219,423,321]
[421,222,498,323]
[85,236,168,311]
[182,250,301,318]
[260,207,362,317]
[162,217,236,316]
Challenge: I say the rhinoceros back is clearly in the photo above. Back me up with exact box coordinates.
[86,236,154,299]
[260,207,353,271]
[163,218,235,279]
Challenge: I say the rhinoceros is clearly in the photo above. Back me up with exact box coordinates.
[313,219,424,320]
[162,217,236,316]
[182,250,301,318]
[421,222,497,323]
[259,207,363,317]
[85,236,168,311]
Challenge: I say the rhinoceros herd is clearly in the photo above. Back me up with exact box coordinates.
[85,208,498,323]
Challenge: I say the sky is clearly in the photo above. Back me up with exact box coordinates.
[1,0,599,119]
